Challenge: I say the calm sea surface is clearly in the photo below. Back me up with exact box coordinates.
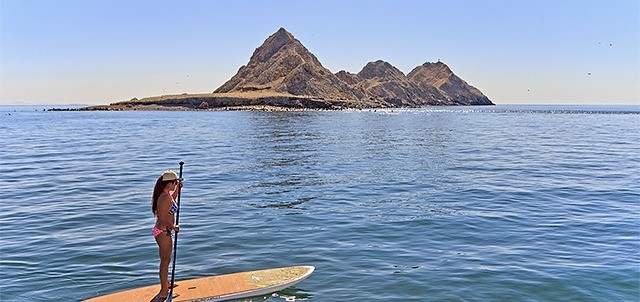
[1,105,639,301]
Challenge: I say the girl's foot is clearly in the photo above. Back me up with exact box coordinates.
[156,292,180,301]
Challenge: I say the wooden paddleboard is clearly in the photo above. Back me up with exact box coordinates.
[84,266,314,302]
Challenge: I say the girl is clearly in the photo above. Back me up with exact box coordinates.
[151,170,182,300]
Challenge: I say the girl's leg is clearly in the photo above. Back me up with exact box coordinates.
[155,234,172,297]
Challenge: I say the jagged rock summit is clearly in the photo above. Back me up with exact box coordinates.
[85,27,492,111]
[348,60,432,107]
[215,27,362,103]
[216,28,492,107]
[408,62,492,105]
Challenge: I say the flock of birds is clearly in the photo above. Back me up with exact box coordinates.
[526,41,615,94]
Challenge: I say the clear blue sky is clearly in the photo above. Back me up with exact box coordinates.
[1,0,638,105]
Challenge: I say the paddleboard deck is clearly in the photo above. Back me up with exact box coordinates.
[83,265,314,302]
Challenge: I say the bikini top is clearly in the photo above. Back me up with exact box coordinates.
[163,189,179,215]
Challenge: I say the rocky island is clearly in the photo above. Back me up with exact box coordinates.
[80,28,493,111]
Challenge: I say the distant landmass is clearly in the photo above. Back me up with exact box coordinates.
[81,28,493,111]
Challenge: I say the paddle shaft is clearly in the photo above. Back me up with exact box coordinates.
[168,161,184,301]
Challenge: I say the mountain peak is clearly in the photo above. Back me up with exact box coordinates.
[214,27,321,93]
[358,60,406,80]
[274,27,292,37]
[269,27,296,45]
[408,61,492,105]
[420,61,452,74]
[248,27,299,64]
[408,61,454,84]
[214,27,362,101]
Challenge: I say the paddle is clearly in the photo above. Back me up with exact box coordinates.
[167,161,184,302]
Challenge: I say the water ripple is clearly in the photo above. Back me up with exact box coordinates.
[1,106,638,301]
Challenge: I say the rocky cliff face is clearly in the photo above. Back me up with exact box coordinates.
[353,60,427,106]
[215,28,363,102]
[408,62,492,105]
[336,60,455,106]
[216,28,493,107]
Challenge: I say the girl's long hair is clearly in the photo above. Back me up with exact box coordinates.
[152,176,171,215]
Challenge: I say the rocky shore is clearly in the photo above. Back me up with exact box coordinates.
[77,92,357,111]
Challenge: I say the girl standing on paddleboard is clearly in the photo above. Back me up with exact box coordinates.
[152,170,182,300]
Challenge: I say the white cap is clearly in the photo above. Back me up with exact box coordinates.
[162,170,178,181]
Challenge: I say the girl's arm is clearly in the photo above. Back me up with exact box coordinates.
[172,181,182,199]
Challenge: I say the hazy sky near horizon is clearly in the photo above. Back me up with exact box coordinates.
[1,0,639,105]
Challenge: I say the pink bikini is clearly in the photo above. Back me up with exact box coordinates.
[152,223,164,238]
[153,190,179,237]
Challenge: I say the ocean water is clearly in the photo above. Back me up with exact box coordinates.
[1,105,639,302]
